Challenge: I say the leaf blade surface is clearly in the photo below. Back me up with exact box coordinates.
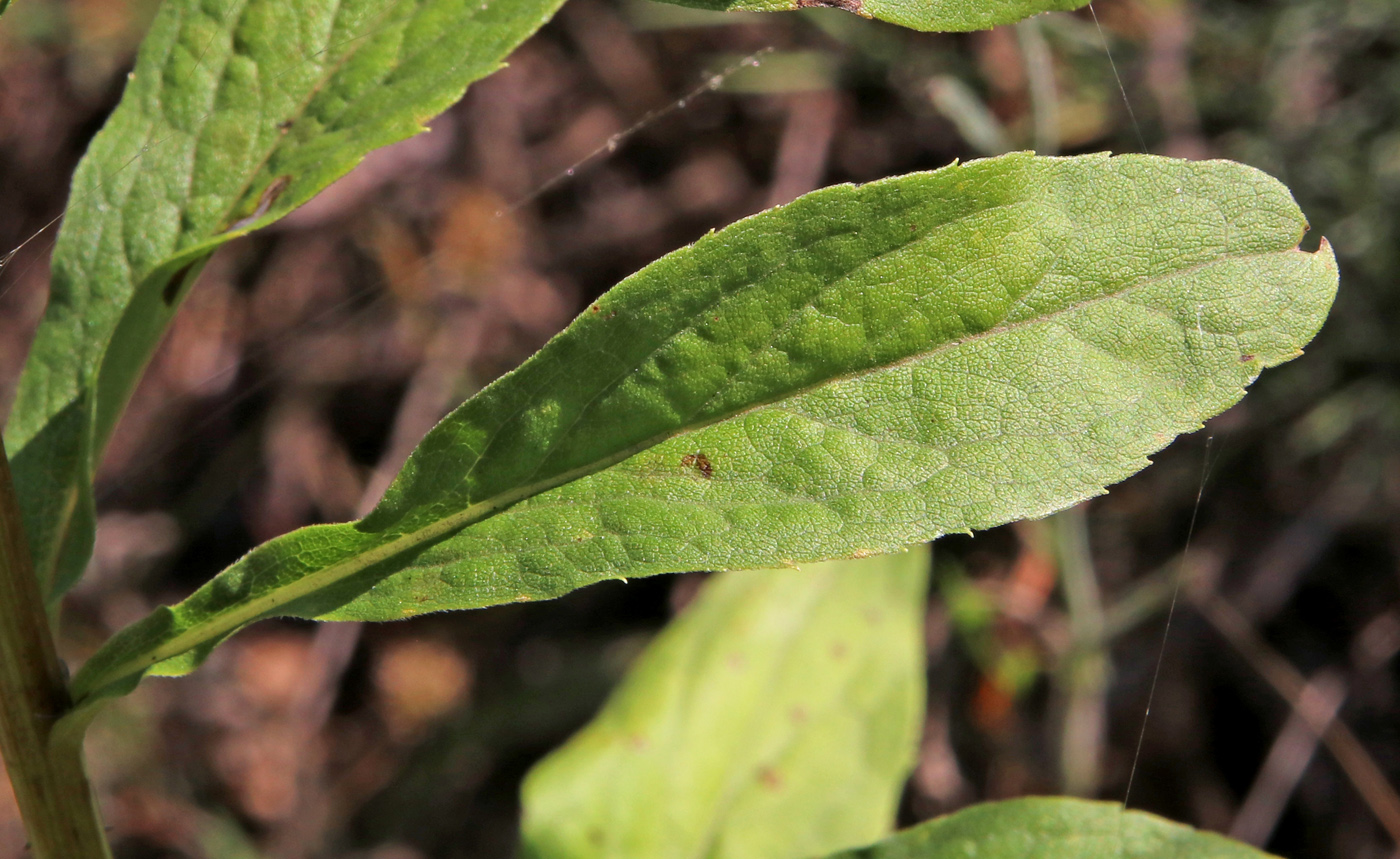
[819,797,1279,858]
[70,153,1339,708]
[521,549,930,859]
[642,0,1090,33]
[4,0,567,600]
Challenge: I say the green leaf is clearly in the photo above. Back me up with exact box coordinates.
[521,548,930,859]
[644,0,1090,33]
[3,0,568,602]
[820,797,1280,858]
[69,153,1338,711]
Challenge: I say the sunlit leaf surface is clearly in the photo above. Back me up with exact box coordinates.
[5,0,567,601]
[820,797,1280,858]
[70,153,1338,711]
[646,0,1089,33]
[523,549,929,859]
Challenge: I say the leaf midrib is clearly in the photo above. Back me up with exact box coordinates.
[510,193,1017,490]
[41,10,376,595]
[206,0,388,235]
[75,244,1303,702]
[75,0,387,446]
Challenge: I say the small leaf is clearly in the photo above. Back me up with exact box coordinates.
[522,549,930,859]
[69,153,1337,711]
[643,0,1090,33]
[3,0,568,602]
[819,797,1280,858]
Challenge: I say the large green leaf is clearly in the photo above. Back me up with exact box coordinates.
[522,549,929,859]
[645,0,1089,33]
[820,797,1279,858]
[3,0,567,602]
[68,153,1338,712]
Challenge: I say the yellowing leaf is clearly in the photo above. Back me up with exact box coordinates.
[522,549,929,859]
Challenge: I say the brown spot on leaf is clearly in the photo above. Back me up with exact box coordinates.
[591,304,601,313]
[256,175,291,212]
[795,0,864,13]
[758,767,784,791]
[681,452,714,479]
[830,641,848,660]
[790,707,808,725]
[223,175,293,233]
[1239,354,1256,363]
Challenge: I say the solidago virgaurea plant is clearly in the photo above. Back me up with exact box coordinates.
[0,0,1337,856]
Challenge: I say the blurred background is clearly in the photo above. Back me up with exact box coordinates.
[1,0,1399,856]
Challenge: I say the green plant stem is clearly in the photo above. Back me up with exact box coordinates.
[1052,505,1107,797]
[1017,16,1060,155]
[0,438,111,859]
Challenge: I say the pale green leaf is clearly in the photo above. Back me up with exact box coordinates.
[645,0,1089,33]
[68,153,1338,712]
[820,797,1280,858]
[3,0,567,601]
[522,548,930,859]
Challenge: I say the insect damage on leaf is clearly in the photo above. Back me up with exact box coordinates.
[795,0,865,13]
[223,175,292,234]
[681,452,714,479]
